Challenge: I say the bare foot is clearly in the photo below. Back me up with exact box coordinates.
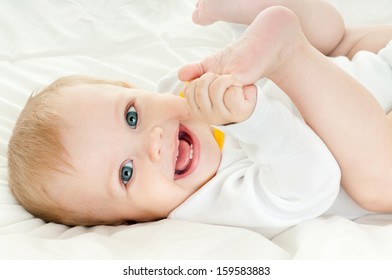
[192,0,277,25]
[193,0,345,55]
[179,6,307,85]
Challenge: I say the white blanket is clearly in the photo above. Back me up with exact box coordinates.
[1,0,392,259]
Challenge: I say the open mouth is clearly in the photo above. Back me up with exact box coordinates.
[175,130,194,176]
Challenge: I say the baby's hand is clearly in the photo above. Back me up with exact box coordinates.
[183,73,257,125]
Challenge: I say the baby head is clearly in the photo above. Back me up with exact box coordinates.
[8,75,222,226]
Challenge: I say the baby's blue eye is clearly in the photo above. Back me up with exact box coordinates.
[121,161,133,185]
[126,106,138,128]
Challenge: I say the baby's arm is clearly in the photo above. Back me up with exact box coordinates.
[272,30,392,212]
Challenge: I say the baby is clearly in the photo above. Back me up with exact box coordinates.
[7,0,392,236]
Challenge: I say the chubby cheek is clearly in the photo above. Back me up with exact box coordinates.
[150,178,193,213]
[139,166,189,198]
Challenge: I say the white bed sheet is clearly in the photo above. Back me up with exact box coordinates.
[1,0,392,259]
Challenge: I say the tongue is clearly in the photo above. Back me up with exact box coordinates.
[175,139,191,172]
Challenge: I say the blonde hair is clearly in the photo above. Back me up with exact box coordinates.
[8,75,132,226]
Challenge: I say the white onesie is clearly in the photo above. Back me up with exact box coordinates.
[157,40,392,238]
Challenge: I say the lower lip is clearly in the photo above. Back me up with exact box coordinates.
[174,125,200,180]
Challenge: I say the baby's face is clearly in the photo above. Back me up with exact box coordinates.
[51,83,222,223]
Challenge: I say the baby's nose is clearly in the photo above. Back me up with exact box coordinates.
[147,126,163,162]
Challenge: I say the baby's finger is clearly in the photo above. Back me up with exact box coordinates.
[184,79,200,117]
[209,75,241,120]
[178,62,204,82]
[185,77,215,122]
[194,73,219,114]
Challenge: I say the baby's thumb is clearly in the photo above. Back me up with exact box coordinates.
[243,85,257,104]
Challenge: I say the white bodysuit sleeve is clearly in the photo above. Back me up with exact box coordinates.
[221,85,340,205]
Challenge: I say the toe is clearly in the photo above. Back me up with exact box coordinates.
[191,1,214,25]
[178,62,205,82]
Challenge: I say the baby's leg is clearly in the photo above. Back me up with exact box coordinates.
[183,6,392,211]
[192,0,269,25]
[330,25,392,58]
[192,0,345,55]
[180,7,306,84]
